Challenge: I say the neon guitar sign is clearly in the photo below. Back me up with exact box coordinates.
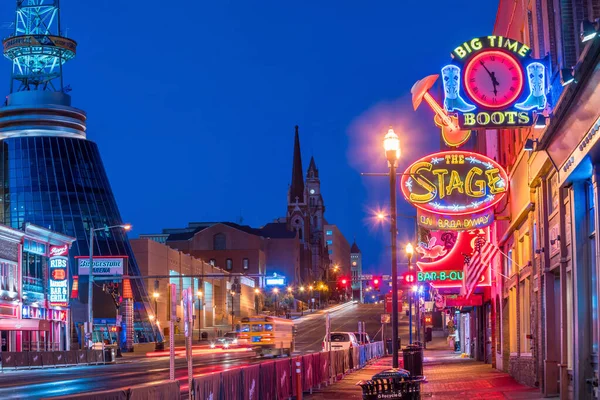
[411,74,472,148]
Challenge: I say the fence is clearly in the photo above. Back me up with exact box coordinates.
[192,341,384,400]
[1,349,106,370]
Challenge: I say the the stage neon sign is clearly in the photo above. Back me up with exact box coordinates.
[442,36,548,129]
[400,151,508,230]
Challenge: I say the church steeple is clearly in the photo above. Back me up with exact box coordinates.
[307,156,319,178]
[289,125,305,203]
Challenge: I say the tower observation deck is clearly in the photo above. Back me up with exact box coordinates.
[0,1,160,350]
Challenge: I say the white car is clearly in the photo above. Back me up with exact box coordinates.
[322,332,359,351]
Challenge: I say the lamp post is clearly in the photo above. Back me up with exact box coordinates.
[383,126,401,369]
[230,290,236,331]
[153,291,159,322]
[254,288,260,315]
[299,286,305,315]
[406,243,414,344]
[273,287,280,316]
[308,285,314,312]
[86,223,131,348]
[197,290,203,341]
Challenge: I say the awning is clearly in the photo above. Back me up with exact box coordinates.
[0,318,50,331]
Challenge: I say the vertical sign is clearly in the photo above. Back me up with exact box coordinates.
[48,245,69,307]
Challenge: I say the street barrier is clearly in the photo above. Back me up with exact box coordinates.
[222,368,243,400]
[76,350,88,364]
[275,358,291,399]
[15,352,27,368]
[311,352,322,386]
[259,361,276,400]
[291,356,300,396]
[1,352,16,368]
[65,350,77,365]
[319,351,330,385]
[54,351,67,366]
[29,352,44,368]
[302,354,314,391]
[193,372,221,400]
[242,364,260,400]
[42,388,128,400]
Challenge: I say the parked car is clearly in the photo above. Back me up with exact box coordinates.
[322,332,359,351]
[354,332,371,345]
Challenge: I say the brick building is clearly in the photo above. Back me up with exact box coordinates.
[483,1,600,398]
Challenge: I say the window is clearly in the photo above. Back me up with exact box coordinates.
[504,249,513,276]
[326,230,333,236]
[252,324,263,332]
[213,233,226,250]
[226,259,233,270]
[519,278,531,354]
[326,240,333,245]
[299,228,303,240]
[328,249,333,255]
[243,258,249,270]
[548,174,558,215]
[209,259,216,266]
[509,288,517,353]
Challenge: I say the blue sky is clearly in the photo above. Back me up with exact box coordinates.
[0,1,498,274]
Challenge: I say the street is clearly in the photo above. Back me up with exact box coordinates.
[0,303,398,399]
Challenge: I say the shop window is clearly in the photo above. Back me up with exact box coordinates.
[226,259,233,270]
[567,270,573,368]
[548,174,558,215]
[243,258,249,270]
[213,233,226,250]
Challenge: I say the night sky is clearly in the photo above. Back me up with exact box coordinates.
[0,1,498,275]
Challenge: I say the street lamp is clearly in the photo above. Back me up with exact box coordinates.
[407,244,415,344]
[406,243,414,270]
[273,288,280,316]
[86,223,131,348]
[230,290,236,331]
[254,288,260,315]
[383,126,401,369]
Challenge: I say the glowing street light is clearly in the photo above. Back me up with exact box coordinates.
[273,288,279,294]
[406,243,414,256]
[383,125,402,368]
[148,315,155,321]
[287,286,293,293]
[254,288,260,294]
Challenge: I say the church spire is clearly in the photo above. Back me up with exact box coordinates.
[307,156,319,178]
[289,125,305,203]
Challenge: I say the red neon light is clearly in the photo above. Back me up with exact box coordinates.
[416,228,492,289]
[463,50,524,109]
[400,150,508,217]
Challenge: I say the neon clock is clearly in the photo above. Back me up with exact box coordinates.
[463,50,524,109]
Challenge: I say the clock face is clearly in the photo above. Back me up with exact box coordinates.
[309,189,315,194]
[463,50,524,109]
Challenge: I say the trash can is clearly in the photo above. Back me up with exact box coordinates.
[357,368,422,400]
[201,332,208,340]
[103,345,117,364]
[402,345,423,378]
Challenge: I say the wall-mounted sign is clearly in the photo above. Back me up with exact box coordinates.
[76,256,126,276]
[445,294,483,307]
[442,36,549,129]
[416,229,492,289]
[265,273,286,286]
[49,245,69,307]
[400,151,508,231]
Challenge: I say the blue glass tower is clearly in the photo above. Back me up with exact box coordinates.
[0,1,158,348]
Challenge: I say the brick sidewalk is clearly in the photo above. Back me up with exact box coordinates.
[304,340,545,399]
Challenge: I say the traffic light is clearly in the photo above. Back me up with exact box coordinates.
[373,277,381,291]
[341,278,348,286]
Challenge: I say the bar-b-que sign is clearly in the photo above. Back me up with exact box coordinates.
[400,151,508,231]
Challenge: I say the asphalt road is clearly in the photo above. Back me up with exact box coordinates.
[0,303,410,399]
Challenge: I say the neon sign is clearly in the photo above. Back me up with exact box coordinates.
[442,36,549,129]
[49,245,69,307]
[400,151,508,230]
[416,229,492,289]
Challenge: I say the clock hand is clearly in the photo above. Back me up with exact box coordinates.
[480,61,493,77]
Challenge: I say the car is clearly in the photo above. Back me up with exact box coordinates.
[322,332,359,351]
[210,331,242,349]
[354,332,371,345]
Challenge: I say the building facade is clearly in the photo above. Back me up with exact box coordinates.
[324,224,351,277]
[0,223,75,352]
[484,1,600,398]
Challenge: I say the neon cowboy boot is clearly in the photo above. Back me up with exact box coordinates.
[515,62,547,111]
[442,65,475,112]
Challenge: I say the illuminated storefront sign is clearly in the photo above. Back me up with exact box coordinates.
[400,151,508,230]
[48,245,69,307]
[265,273,286,286]
[416,229,492,289]
[77,256,126,276]
[442,36,549,129]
